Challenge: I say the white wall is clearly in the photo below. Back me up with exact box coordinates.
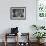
[0,0,36,42]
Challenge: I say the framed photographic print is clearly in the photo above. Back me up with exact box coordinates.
[10,7,26,20]
[37,0,46,18]
[36,0,46,26]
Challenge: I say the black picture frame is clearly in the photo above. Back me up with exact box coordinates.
[10,7,26,20]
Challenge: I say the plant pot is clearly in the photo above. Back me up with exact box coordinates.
[40,39,45,43]
[37,39,45,44]
[37,39,40,43]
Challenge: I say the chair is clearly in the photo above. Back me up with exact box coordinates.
[18,33,30,46]
[4,27,19,46]
[4,33,18,46]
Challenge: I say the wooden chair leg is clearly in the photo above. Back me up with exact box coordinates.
[15,33,18,46]
[4,41,7,46]
[17,34,18,46]
[4,33,7,46]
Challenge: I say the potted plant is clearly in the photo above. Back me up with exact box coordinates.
[33,32,46,43]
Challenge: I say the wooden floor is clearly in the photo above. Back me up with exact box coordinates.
[0,42,46,46]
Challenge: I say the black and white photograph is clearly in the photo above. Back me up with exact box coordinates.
[10,7,26,20]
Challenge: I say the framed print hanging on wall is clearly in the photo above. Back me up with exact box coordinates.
[37,0,46,18]
[36,0,46,26]
[10,7,26,20]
